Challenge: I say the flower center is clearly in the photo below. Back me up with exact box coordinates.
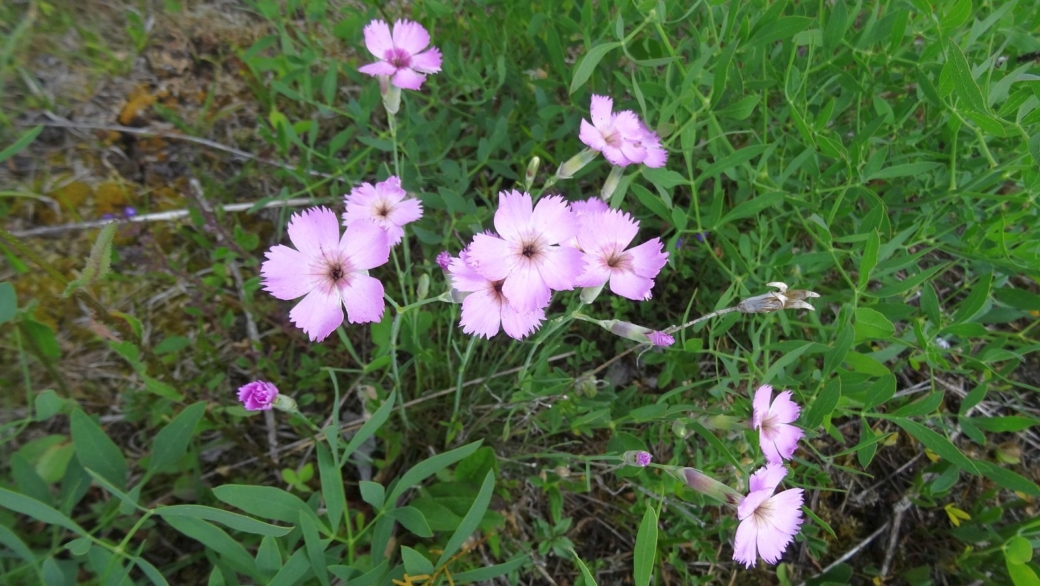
[605,248,629,269]
[385,48,412,69]
[329,266,344,281]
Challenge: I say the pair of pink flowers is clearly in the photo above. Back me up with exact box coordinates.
[260,177,422,342]
[580,95,667,168]
[445,191,668,340]
[732,385,806,568]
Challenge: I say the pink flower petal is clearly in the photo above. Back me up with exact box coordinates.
[287,207,342,259]
[643,144,668,168]
[363,20,394,58]
[575,258,611,288]
[460,289,503,338]
[748,462,787,494]
[600,144,631,167]
[579,119,607,151]
[530,195,578,244]
[387,197,423,227]
[755,491,804,564]
[391,19,431,55]
[535,246,584,292]
[770,390,802,424]
[613,110,644,138]
[289,286,344,342]
[340,274,385,324]
[340,221,390,271]
[502,261,552,313]
[392,68,426,90]
[608,270,654,300]
[493,190,534,242]
[579,209,639,252]
[733,515,760,568]
[752,384,773,429]
[589,95,614,129]
[410,48,442,73]
[261,244,316,300]
[762,423,804,464]
[467,233,517,281]
[358,61,398,77]
[448,256,490,292]
[627,238,668,277]
[571,197,609,217]
[501,304,545,340]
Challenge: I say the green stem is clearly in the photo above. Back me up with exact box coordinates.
[452,336,478,425]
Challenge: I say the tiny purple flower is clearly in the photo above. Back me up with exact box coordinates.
[622,450,652,467]
[436,251,452,272]
[237,381,279,411]
[124,206,138,217]
[647,331,675,347]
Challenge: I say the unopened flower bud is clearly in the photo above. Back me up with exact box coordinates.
[272,393,298,414]
[416,273,430,300]
[674,467,743,506]
[556,147,599,180]
[622,450,652,467]
[599,166,624,201]
[600,319,675,347]
[580,284,604,304]
[436,251,452,272]
[672,419,689,438]
[379,76,401,115]
[524,156,540,191]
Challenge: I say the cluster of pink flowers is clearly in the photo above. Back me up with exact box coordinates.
[734,385,806,568]
[442,190,668,340]
[260,176,422,342]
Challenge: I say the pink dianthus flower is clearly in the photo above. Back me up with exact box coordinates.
[752,385,805,464]
[237,381,279,411]
[575,209,668,301]
[261,207,390,342]
[733,464,804,568]
[579,95,667,168]
[466,190,584,312]
[358,19,442,90]
[342,176,422,246]
[447,251,545,340]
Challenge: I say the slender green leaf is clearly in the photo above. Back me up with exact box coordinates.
[971,416,1039,433]
[975,461,1040,496]
[0,125,42,163]
[402,546,435,576]
[360,481,385,510]
[213,484,324,529]
[149,402,207,474]
[0,523,36,564]
[84,468,145,513]
[164,515,259,579]
[342,392,394,462]
[865,162,942,181]
[696,145,768,187]
[716,192,784,228]
[569,42,622,94]
[571,550,598,585]
[156,505,292,536]
[804,378,841,429]
[747,17,813,47]
[452,556,529,582]
[889,417,978,474]
[70,410,127,492]
[268,548,312,586]
[892,392,944,418]
[256,535,282,577]
[436,469,495,567]
[952,273,992,324]
[0,282,16,324]
[134,556,170,586]
[633,506,658,586]
[316,442,346,534]
[388,506,433,538]
[63,223,117,297]
[859,230,880,289]
[299,511,329,586]
[387,440,483,503]
[945,43,986,113]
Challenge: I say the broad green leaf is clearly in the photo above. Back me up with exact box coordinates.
[299,511,329,586]
[134,556,170,586]
[0,282,16,324]
[1007,560,1040,586]
[165,516,258,579]
[633,506,658,586]
[1005,536,1034,565]
[747,17,813,47]
[716,95,760,120]
[975,461,1040,496]
[141,374,184,401]
[268,548,311,586]
[387,440,482,503]
[402,546,435,576]
[360,481,385,510]
[0,125,42,163]
[388,506,433,538]
[855,307,895,340]
[256,535,283,578]
[149,402,207,474]
[34,389,66,422]
[952,273,992,324]
[994,288,1040,311]
[342,392,394,462]
[452,557,529,582]
[892,392,944,418]
[0,523,37,564]
[889,417,978,474]
[862,374,896,410]
[213,484,324,529]
[945,43,986,113]
[940,0,972,30]
[823,0,847,50]
[317,443,346,534]
[156,505,292,536]
[436,469,495,567]
[865,162,942,181]
[569,42,622,94]
[716,192,784,228]
[859,230,880,289]
[823,319,854,376]
[329,561,388,586]
[630,183,671,222]
[70,410,127,492]
[804,378,841,429]
[571,550,599,585]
